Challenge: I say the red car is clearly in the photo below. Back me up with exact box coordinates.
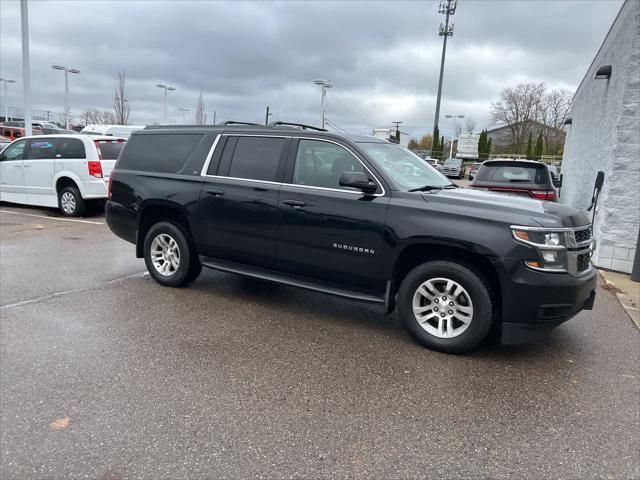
[469,159,561,201]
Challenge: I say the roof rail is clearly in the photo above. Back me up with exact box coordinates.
[268,121,327,132]
[219,121,261,126]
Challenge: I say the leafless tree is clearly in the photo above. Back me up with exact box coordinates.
[418,133,433,150]
[195,89,207,125]
[113,70,130,125]
[539,89,572,153]
[464,117,477,133]
[82,107,117,125]
[453,119,463,138]
[490,82,546,152]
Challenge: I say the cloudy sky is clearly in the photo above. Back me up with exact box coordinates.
[0,0,624,138]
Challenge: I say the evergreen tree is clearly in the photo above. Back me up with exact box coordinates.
[525,132,533,159]
[534,132,544,160]
[478,129,487,159]
[487,137,492,157]
[432,126,440,158]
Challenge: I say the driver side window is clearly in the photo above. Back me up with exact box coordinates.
[293,139,365,191]
[1,140,27,161]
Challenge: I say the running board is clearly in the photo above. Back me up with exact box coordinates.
[199,256,385,304]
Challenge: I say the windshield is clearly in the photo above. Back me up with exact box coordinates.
[444,158,462,166]
[359,142,452,190]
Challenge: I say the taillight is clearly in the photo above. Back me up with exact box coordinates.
[108,175,113,199]
[88,160,103,178]
[531,190,552,200]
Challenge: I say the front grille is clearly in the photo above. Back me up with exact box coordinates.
[577,253,591,273]
[574,227,592,244]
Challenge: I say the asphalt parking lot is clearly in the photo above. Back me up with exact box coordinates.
[1,204,639,479]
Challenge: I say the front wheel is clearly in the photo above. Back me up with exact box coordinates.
[397,261,493,353]
[143,221,202,287]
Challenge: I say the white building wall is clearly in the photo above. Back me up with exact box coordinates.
[561,0,640,273]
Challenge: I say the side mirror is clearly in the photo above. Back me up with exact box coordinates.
[339,171,377,194]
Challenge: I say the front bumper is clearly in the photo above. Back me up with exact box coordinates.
[499,261,597,345]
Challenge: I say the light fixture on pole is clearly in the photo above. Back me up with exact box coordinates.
[445,113,464,159]
[51,65,80,129]
[314,79,332,129]
[156,84,175,124]
[178,107,189,123]
[433,0,457,138]
[0,78,16,123]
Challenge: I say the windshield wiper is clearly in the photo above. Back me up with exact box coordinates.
[508,179,532,183]
[409,184,456,192]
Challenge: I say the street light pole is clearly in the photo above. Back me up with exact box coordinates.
[314,79,332,129]
[178,107,189,123]
[52,65,80,129]
[156,84,175,123]
[445,113,464,159]
[433,0,457,137]
[0,78,16,123]
[20,0,32,136]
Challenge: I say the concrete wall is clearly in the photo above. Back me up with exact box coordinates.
[561,0,640,274]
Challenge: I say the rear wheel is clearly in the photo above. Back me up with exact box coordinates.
[58,186,86,217]
[398,261,493,353]
[144,221,201,287]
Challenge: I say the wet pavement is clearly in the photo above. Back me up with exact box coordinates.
[1,205,639,479]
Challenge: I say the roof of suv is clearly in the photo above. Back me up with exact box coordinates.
[139,124,387,144]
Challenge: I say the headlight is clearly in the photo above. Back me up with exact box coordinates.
[511,227,569,272]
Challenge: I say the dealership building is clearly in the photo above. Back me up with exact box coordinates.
[560,0,639,274]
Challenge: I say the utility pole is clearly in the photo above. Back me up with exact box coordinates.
[213,110,217,124]
[20,0,32,136]
[265,106,272,125]
[433,0,457,138]
[314,79,332,129]
[392,121,403,141]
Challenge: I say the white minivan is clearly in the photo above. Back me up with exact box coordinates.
[80,124,144,139]
[0,135,125,216]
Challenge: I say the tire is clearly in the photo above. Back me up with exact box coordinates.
[397,261,493,353]
[58,186,86,217]
[143,221,202,287]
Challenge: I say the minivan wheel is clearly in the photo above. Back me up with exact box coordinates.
[144,222,202,287]
[58,186,86,217]
[398,261,493,353]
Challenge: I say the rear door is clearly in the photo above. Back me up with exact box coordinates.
[23,137,57,203]
[196,134,289,269]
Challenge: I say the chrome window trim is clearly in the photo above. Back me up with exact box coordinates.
[199,134,222,177]
[200,133,387,197]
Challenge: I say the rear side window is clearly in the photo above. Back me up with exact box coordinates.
[57,138,86,159]
[117,134,202,173]
[475,164,548,184]
[226,136,285,182]
[96,140,125,160]
[26,139,57,159]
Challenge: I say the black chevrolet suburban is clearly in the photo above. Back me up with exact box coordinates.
[106,123,597,353]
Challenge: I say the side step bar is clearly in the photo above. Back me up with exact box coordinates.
[199,256,385,304]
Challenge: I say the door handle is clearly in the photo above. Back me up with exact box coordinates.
[23,163,31,168]
[205,188,225,197]
[283,200,306,208]
[14,164,22,168]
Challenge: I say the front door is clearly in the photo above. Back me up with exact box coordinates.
[277,138,390,294]
[0,138,28,204]
[23,137,57,206]
[196,135,289,269]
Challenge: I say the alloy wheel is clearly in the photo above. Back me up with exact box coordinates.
[60,191,76,214]
[150,233,181,276]
[412,277,473,338]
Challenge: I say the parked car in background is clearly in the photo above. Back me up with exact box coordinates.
[468,162,483,181]
[425,157,442,171]
[40,126,77,135]
[81,124,145,138]
[1,125,42,141]
[546,163,560,181]
[0,135,126,216]
[441,158,465,179]
[106,124,596,353]
[32,121,60,130]
[469,159,561,201]
[0,121,25,127]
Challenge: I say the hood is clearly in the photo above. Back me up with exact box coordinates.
[422,188,590,228]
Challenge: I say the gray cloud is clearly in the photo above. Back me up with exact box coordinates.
[0,0,623,139]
